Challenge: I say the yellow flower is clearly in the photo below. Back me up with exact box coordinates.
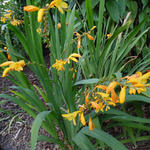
[0,60,25,77]
[24,5,46,22]
[3,47,11,60]
[37,8,46,22]
[106,81,119,103]
[110,89,119,103]
[8,10,13,13]
[137,88,146,94]
[96,92,111,100]
[11,18,22,26]
[7,53,11,61]
[24,5,40,12]
[93,85,107,91]
[49,0,68,14]
[57,23,61,29]
[107,33,112,39]
[62,110,80,126]
[106,81,119,94]
[90,101,102,113]
[79,112,86,126]
[36,28,41,34]
[90,26,96,31]
[129,88,136,95]
[85,33,94,40]
[4,47,8,50]
[74,32,81,49]
[4,13,12,19]
[88,116,93,131]
[119,86,126,104]
[67,53,81,64]
[52,59,67,71]
[85,91,90,104]
[126,72,150,94]
[0,17,6,23]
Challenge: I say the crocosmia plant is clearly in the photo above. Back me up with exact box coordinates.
[1,0,150,150]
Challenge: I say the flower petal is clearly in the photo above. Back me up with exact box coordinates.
[88,116,93,131]
[119,86,126,104]
[38,9,46,22]
[2,67,12,77]
[0,61,14,67]
[24,5,40,12]
[60,2,68,8]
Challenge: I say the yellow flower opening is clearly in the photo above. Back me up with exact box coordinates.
[62,111,81,126]
[67,53,81,64]
[52,59,67,71]
[107,33,113,39]
[49,0,68,14]
[0,60,25,77]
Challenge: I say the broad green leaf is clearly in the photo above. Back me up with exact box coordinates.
[106,0,120,22]
[117,0,126,18]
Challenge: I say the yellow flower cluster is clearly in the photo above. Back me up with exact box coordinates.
[0,10,24,26]
[0,60,25,77]
[74,26,96,49]
[52,53,81,71]
[62,71,150,131]
[0,10,12,23]
[10,18,24,26]
[24,0,68,22]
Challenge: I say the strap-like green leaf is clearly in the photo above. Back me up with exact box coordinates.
[81,127,127,150]
[73,131,96,150]
[37,135,64,148]
[74,78,99,86]
[126,95,150,103]
[31,111,50,150]
[85,0,93,28]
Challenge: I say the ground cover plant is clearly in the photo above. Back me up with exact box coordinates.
[0,0,150,150]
